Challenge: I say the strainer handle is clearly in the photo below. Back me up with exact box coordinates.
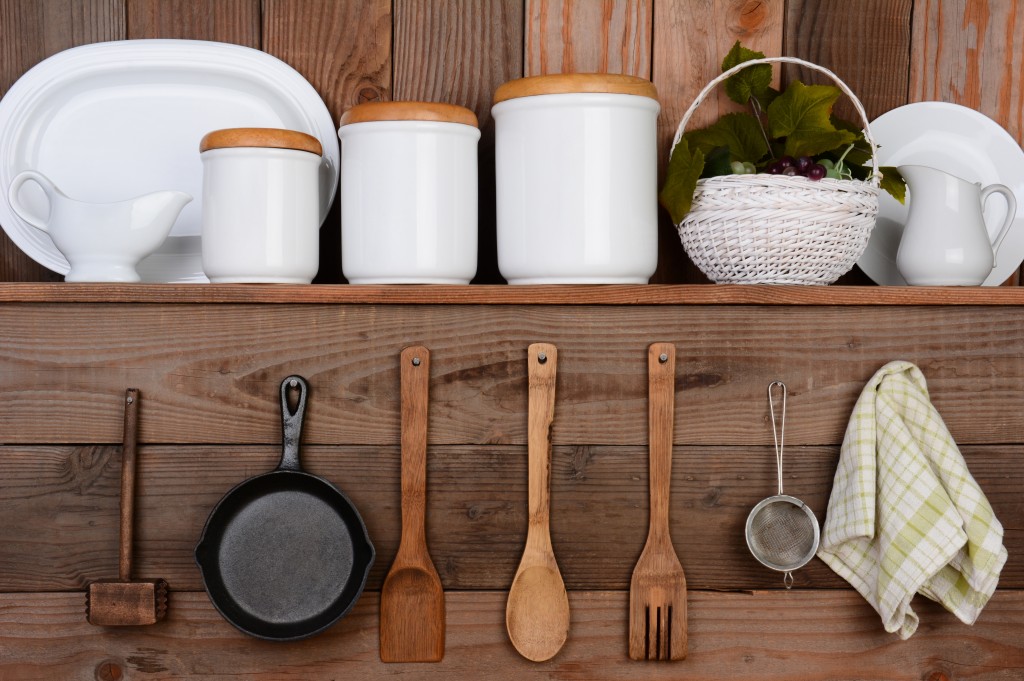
[768,381,786,496]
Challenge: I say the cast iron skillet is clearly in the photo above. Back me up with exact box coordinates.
[195,375,374,640]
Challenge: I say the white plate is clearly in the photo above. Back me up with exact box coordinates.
[857,101,1024,286]
[0,39,339,282]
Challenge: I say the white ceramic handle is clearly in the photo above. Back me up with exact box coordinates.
[980,183,1017,267]
[8,170,56,232]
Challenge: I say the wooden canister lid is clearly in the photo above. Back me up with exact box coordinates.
[339,101,479,127]
[200,128,323,155]
[493,73,659,104]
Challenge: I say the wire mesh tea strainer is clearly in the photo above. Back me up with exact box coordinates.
[745,381,820,588]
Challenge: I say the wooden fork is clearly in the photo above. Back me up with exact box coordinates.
[628,343,687,661]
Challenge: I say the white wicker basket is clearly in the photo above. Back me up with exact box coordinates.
[671,57,881,285]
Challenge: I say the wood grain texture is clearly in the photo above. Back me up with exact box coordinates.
[125,0,258,44]
[392,0,523,284]
[4,303,1024,447]
[650,0,784,283]
[524,0,652,77]
[784,0,912,123]
[6,283,1024,305]
[0,443,1018,592]
[0,0,124,283]
[910,0,1024,147]
[0,590,1021,680]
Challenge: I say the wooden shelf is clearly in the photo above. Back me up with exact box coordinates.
[2,283,1024,305]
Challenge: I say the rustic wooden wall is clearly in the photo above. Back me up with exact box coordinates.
[1,1,1023,679]
[0,286,1021,680]
[1,0,1023,284]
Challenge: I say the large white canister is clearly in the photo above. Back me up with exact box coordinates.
[492,74,660,284]
[338,101,480,284]
[200,128,323,284]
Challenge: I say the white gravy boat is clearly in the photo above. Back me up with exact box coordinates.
[8,170,192,282]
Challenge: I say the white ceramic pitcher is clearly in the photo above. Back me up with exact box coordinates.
[896,165,1016,286]
[8,170,191,282]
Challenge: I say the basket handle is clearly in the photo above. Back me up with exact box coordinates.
[670,56,880,184]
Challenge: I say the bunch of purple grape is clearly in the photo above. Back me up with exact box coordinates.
[766,155,827,181]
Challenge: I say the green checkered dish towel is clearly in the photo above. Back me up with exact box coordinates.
[817,360,1007,639]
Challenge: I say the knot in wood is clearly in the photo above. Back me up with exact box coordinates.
[95,661,123,681]
[926,673,951,681]
[358,87,382,103]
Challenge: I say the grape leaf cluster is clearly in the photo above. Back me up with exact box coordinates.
[660,42,907,225]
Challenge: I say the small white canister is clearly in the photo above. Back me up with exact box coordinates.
[338,101,480,284]
[200,128,323,283]
[492,74,660,284]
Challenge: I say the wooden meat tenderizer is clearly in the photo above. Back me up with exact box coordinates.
[86,388,169,626]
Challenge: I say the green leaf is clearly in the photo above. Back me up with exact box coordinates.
[684,112,769,165]
[702,146,733,178]
[880,166,906,204]
[659,138,705,224]
[767,81,858,157]
[721,40,772,105]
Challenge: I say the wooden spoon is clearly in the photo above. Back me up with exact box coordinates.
[380,346,445,662]
[506,343,570,662]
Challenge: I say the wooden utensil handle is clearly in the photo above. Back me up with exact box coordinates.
[400,346,431,547]
[647,344,676,538]
[527,343,557,540]
[119,388,140,582]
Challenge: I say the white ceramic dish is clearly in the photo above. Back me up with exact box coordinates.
[857,101,1024,286]
[0,39,339,282]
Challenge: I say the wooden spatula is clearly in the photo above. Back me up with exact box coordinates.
[506,343,570,662]
[86,388,169,626]
[628,343,687,660]
[380,346,445,662]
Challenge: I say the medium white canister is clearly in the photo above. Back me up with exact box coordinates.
[338,102,480,284]
[200,128,323,283]
[492,74,660,284]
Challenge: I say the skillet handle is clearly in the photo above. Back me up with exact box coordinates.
[279,375,308,471]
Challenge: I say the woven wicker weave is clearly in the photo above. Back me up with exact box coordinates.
[671,57,881,285]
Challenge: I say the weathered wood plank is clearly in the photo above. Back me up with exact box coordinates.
[1,303,1024,447]
[783,0,912,123]
[125,0,259,44]
[392,0,524,284]
[524,0,652,77]
[650,0,784,284]
[0,0,124,283]
[910,0,1024,148]
[0,444,1018,592]
[262,0,392,284]
[0,590,1021,680]
[263,0,391,121]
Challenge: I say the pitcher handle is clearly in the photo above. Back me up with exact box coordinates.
[8,171,58,232]
[981,183,1017,268]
